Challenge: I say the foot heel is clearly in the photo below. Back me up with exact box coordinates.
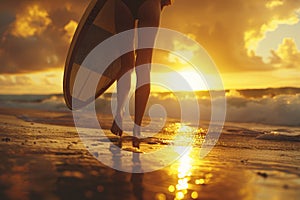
[132,137,140,148]
[111,120,123,136]
[132,126,141,148]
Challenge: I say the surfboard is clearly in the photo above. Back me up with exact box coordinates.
[63,0,121,110]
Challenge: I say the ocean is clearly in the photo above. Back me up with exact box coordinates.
[1,87,300,138]
[0,87,299,199]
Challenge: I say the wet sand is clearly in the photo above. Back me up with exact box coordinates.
[0,108,299,200]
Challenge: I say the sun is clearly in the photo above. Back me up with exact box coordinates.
[151,69,207,92]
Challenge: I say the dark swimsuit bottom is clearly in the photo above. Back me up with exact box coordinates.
[121,0,168,19]
[121,0,147,19]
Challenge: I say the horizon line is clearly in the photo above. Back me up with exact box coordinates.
[1,86,300,95]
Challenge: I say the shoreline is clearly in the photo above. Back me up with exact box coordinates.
[0,108,299,199]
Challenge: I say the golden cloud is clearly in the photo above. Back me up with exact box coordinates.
[0,0,89,74]
[265,0,284,9]
[1,0,300,91]
[0,71,63,94]
[10,5,52,38]
[244,12,299,57]
[270,38,300,68]
[0,74,33,86]
[64,20,78,43]
[161,0,300,73]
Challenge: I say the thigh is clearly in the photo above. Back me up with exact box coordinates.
[115,0,135,32]
[115,1,136,73]
[137,0,161,28]
[136,0,161,51]
[134,0,161,70]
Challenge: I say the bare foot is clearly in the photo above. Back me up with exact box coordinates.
[132,126,141,148]
[132,137,140,148]
[111,120,123,136]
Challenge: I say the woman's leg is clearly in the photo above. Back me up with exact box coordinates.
[111,1,135,136]
[134,0,161,132]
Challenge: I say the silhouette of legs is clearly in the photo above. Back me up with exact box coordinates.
[112,0,161,147]
[134,0,161,132]
[111,0,135,136]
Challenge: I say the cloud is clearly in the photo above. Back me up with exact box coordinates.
[0,74,33,86]
[161,0,300,72]
[15,76,33,85]
[0,0,89,74]
[0,75,14,86]
[10,5,52,38]
[269,38,300,68]
[266,0,284,9]
[64,20,78,43]
[0,11,15,36]
[244,4,299,57]
[0,71,63,94]
[0,0,299,93]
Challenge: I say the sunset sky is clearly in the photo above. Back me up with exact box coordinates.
[0,0,299,94]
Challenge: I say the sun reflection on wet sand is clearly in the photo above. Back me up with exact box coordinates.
[165,124,204,200]
[1,113,299,200]
[167,146,204,200]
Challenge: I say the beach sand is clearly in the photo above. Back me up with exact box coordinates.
[0,107,299,200]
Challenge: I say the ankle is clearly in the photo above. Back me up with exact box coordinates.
[133,125,141,137]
